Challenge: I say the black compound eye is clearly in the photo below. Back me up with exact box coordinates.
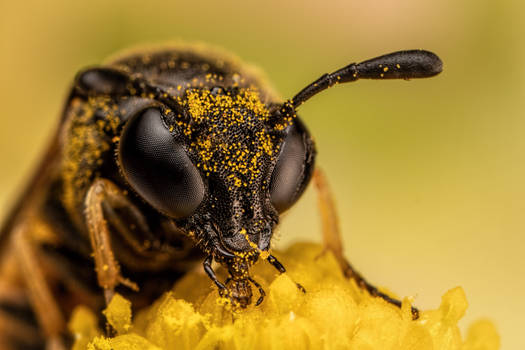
[118,107,205,218]
[270,119,315,213]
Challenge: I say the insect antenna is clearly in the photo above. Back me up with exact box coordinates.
[290,50,442,109]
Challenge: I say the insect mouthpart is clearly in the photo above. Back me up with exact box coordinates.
[225,277,254,308]
[222,256,266,308]
[203,248,266,308]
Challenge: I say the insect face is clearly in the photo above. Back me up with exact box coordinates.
[115,49,441,307]
[117,83,315,305]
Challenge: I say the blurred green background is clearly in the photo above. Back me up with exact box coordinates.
[1,0,523,348]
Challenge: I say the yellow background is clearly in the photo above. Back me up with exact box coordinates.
[1,1,523,348]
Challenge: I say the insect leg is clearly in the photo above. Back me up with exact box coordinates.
[267,255,306,293]
[85,178,139,306]
[248,277,266,306]
[313,168,419,319]
[11,225,67,349]
[0,280,46,350]
[203,255,227,291]
[98,187,178,270]
[267,254,285,273]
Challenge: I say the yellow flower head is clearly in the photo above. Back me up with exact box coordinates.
[69,243,499,350]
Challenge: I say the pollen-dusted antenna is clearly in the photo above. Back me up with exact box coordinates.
[290,50,442,109]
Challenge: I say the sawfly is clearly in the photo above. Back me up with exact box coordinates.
[0,44,442,349]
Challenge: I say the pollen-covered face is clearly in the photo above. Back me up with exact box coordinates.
[178,87,283,255]
[118,85,315,259]
[92,47,440,310]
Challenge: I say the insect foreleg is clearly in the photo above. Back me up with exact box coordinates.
[267,254,286,273]
[203,255,227,291]
[313,168,419,319]
[266,255,306,293]
[248,277,266,306]
[11,226,67,350]
[85,178,139,306]
[99,186,178,270]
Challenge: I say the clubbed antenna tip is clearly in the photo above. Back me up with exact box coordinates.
[291,50,443,109]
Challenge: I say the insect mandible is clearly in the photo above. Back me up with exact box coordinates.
[0,44,442,349]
